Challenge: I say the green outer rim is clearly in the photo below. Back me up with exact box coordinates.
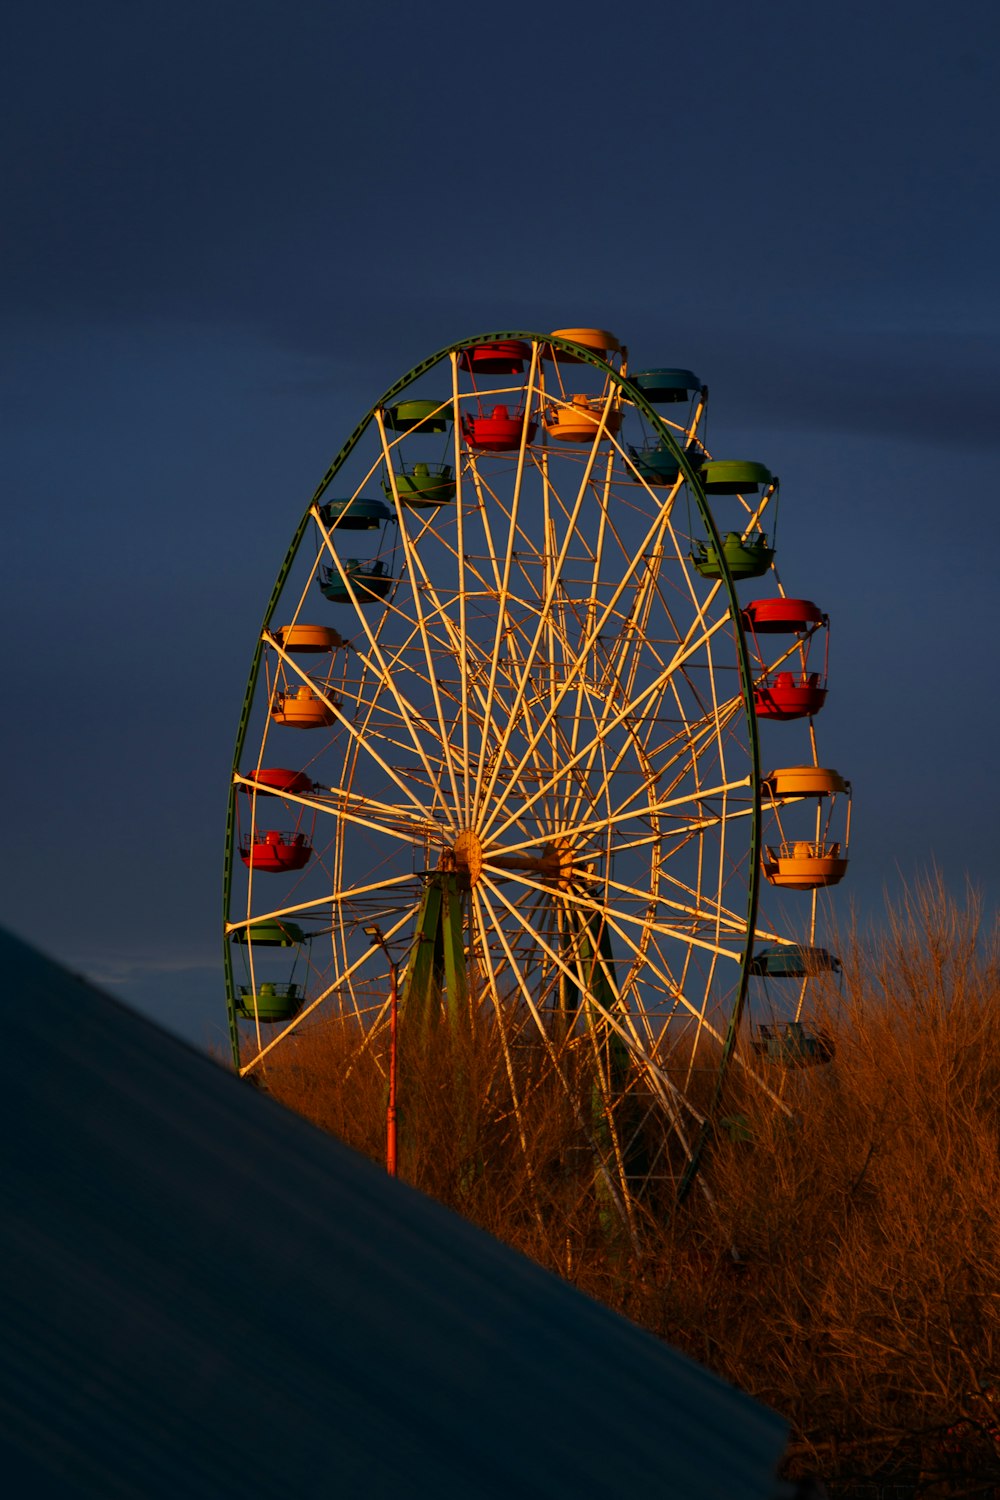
[222,331,762,1200]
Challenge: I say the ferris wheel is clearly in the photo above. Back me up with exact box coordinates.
[223,329,852,1229]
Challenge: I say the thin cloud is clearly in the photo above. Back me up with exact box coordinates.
[83,955,220,987]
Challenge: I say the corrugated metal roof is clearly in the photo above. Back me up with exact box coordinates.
[0,928,787,1496]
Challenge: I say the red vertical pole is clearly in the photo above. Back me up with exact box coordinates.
[386,961,398,1178]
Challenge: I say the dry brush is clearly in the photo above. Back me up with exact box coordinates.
[253,879,1000,1496]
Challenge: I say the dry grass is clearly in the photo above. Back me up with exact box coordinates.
[254,877,1000,1496]
[253,1003,617,1272]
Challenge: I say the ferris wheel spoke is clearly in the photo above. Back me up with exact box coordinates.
[241,903,420,1076]
[241,888,419,1039]
[469,342,543,820]
[480,661,663,845]
[642,694,745,771]
[232,773,439,848]
[660,505,737,633]
[266,548,332,653]
[559,668,666,839]
[473,881,637,1222]
[558,456,623,829]
[544,499,577,828]
[310,507,406,665]
[483,773,754,869]
[480,875,707,1126]
[483,642,743,849]
[649,807,750,852]
[322,788,449,848]
[609,716,746,825]
[227,874,424,940]
[265,630,442,822]
[562,682,746,841]
[428,608,555,845]
[461,470,513,596]
[473,884,574,1062]
[474,426,678,830]
[377,509,555,845]
[448,352,475,823]
[316,518,453,819]
[476,520,736,846]
[472,610,566,819]
[596,870,749,945]
[586,545,662,713]
[466,891,558,1239]
[485,877,643,1028]
[485,861,745,970]
[388,506,467,817]
[636,864,751,938]
[703,638,734,948]
[470,500,561,827]
[511,479,633,826]
[738,485,777,534]
[349,644,466,774]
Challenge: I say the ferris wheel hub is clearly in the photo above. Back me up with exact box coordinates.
[486,836,577,887]
[451,829,483,886]
[449,830,579,889]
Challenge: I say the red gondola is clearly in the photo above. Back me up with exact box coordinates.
[462,405,537,452]
[743,598,824,632]
[743,597,830,721]
[242,768,314,796]
[239,829,312,873]
[457,340,530,375]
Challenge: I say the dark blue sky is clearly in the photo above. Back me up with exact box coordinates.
[5,0,998,1048]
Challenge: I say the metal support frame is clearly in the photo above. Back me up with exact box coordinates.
[224,329,766,1211]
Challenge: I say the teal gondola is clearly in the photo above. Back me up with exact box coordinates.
[319,559,393,603]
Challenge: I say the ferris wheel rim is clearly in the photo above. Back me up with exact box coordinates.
[222,329,765,1205]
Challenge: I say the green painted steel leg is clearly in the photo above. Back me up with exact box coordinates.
[440,875,468,1022]
[398,873,476,1188]
[401,873,468,1032]
[401,877,445,1055]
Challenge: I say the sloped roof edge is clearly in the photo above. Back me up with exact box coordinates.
[0,928,787,1497]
